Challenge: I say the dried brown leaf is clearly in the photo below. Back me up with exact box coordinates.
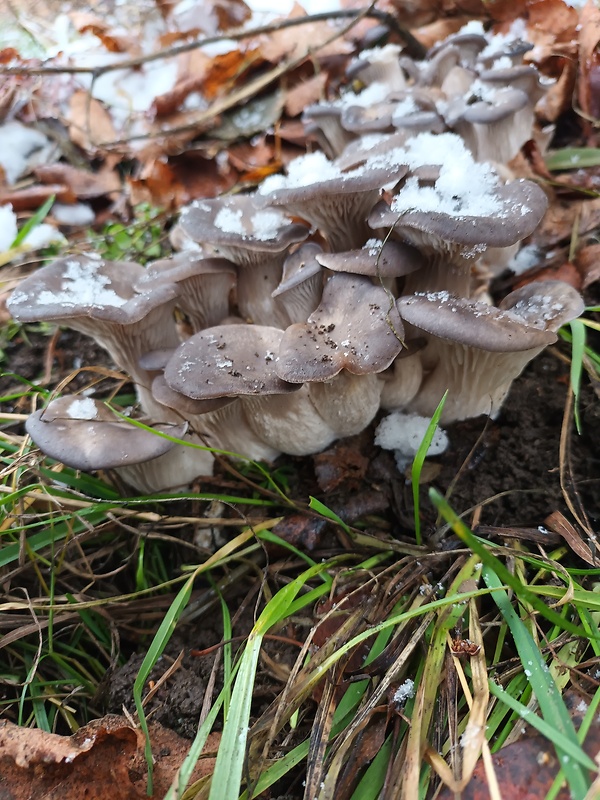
[284,72,328,117]
[202,47,264,100]
[68,90,117,151]
[531,196,600,246]
[544,510,600,565]
[34,164,121,198]
[259,4,353,64]
[577,0,600,122]
[0,184,75,211]
[575,242,600,287]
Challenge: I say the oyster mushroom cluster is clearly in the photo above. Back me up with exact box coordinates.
[8,23,584,492]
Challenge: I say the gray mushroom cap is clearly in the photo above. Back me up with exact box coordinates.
[135,251,237,333]
[397,291,557,351]
[499,280,585,331]
[316,238,424,278]
[276,273,404,383]
[257,148,409,250]
[8,254,181,418]
[165,324,301,400]
[178,195,309,264]
[272,243,323,297]
[151,374,235,416]
[270,243,324,323]
[8,253,179,326]
[26,395,187,471]
[369,178,548,250]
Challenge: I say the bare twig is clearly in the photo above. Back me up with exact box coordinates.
[0,8,425,78]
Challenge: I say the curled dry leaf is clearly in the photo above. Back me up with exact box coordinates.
[258,4,354,64]
[284,72,328,118]
[437,691,599,800]
[69,12,141,55]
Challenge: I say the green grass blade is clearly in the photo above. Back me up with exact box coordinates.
[487,679,596,772]
[568,319,586,434]
[10,194,56,247]
[308,496,351,534]
[208,635,262,800]
[133,573,195,795]
[482,566,592,795]
[545,148,600,171]
[429,488,597,640]
[412,390,447,545]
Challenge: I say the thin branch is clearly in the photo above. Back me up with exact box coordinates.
[0,7,425,78]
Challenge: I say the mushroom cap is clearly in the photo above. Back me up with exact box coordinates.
[135,252,236,289]
[135,251,237,333]
[257,148,408,206]
[138,349,176,372]
[26,395,186,471]
[276,273,404,383]
[178,195,309,256]
[459,88,529,125]
[151,374,235,416]
[164,324,301,400]
[397,291,557,352]
[499,280,585,331]
[8,253,179,325]
[369,177,548,249]
[272,243,324,297]
[256,145,409,250]
[316,238,424,278]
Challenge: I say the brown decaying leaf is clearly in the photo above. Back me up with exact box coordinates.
[35,163,121,198]
[284,72,328,117]
[69,12,142,55]
[202,47,265,100]
[0,184,75,211]
[577,0,600,124]
[531,197,600,247]
[313,441,370,493]
[544,510,600,566]
[437,691,598,800]
[514,260,582,291]
[258,3,354,64]
[0,716,218,799]
[127,152,237,209]
[576,242,600,287]
[67,90,117,152]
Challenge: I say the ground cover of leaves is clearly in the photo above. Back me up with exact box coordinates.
[0,0,599,798]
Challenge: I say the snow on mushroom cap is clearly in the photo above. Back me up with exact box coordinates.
[10,254,128,311]
[398,291,557,351]
[389,132,503,218]
[213,206,291,241]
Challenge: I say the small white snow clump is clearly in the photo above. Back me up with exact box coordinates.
[375,411,449,471]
